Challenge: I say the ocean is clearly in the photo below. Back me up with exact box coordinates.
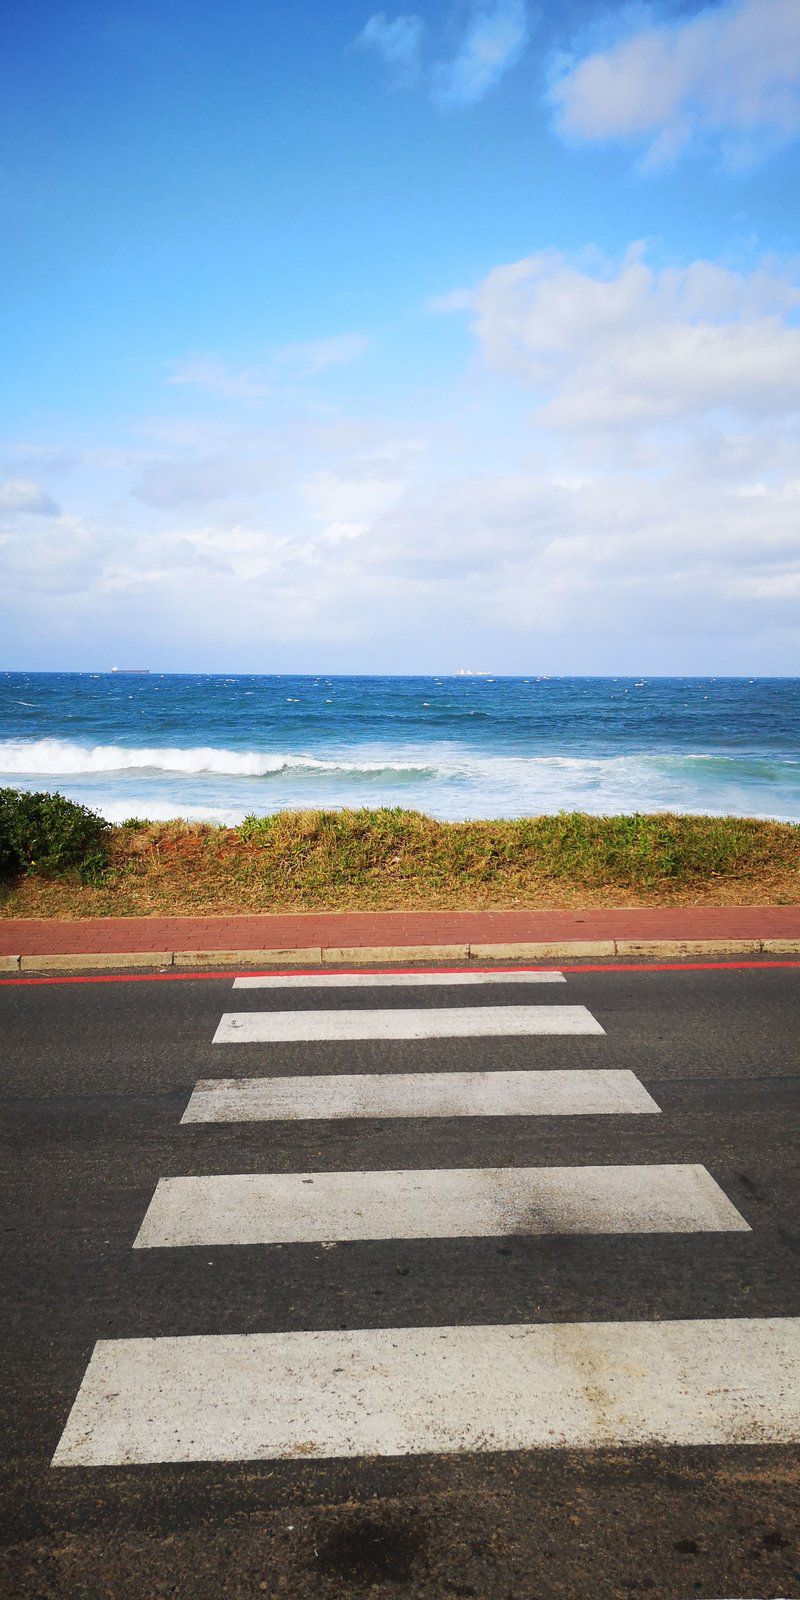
[1,673,798,825]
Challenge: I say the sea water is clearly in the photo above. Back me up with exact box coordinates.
[0,673,798,824]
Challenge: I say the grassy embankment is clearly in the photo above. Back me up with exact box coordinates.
[1,808,798,917]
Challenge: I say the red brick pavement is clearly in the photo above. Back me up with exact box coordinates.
[1,904,799,956]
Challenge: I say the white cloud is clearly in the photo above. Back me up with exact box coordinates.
[133,453,289,509]
[319,520,371,544]
[166,334,369,400]
[304,463,407,526]
[6,446,79,478]
[550,0,800,168]
[467,246,800,430]
[5,246,800,671]
[166,357,271,400]
[729,568,800,599]
[356,13,424,73]
[275,332,371,375]
[357,3,530,108]
[0,477,60,516]
[433,0,530,108]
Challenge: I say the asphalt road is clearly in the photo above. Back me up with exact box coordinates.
[2,960,799,1599]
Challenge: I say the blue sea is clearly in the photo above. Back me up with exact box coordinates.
[0,674,798,825]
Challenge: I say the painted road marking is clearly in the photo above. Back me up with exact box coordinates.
[233,969,567,988]
[182,1068,658,1122]
[134,1164,749,1247]
[6,961,800,988]
[212,1004,605,1043]
[52,1317,800,1465]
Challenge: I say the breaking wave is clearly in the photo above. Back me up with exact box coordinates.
[1,738,797,822]
[0,739,435,780]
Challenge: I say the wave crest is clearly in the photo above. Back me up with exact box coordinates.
[0,738,434,780]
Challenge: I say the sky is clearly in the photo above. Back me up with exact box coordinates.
[1,0,799,675]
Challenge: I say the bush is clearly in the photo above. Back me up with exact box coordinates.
[0,787,110,880]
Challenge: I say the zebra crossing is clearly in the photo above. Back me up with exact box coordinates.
[212,1002,604,1042]
[52,965,800,1468]
[133,1162,751,1247]
[181,1066,659,1120]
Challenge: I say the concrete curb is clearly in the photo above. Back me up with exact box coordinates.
[470,940,615,960]
[613,938,764,958]
[322,943,470,964]
[17,951,172,973]
[4,935,799,973]
[172,947,324,968]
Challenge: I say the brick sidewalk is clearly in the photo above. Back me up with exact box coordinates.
[1,904,799,956]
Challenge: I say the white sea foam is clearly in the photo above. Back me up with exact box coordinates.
[99,799,243,826]
[1,738,797,822]
[0,739,434,779]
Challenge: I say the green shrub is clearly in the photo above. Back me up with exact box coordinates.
[0,787,110,880]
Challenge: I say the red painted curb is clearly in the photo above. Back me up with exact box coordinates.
[1,960,799,987]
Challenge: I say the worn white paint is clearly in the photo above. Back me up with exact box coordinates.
[133,1164,749,1248]
[212,1005,605,1043]
[182,1068,658,1123]
[233,970,566,988]
[52,1317,800,1465]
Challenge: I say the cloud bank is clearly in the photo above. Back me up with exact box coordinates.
[3,250,799,671]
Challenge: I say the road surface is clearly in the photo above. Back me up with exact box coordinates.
[2,959,799,1597]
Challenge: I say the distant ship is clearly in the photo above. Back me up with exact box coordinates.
[110,667,150,674]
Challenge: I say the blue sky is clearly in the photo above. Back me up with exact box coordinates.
[2,0,799,672]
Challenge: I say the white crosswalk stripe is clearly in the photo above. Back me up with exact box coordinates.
[53,968,794,1469]
[213,1003,605,1042]
[133,1164,750,1247]
[234,969,566,988]
[181,1068,659,1122]
[52,1318,800,1466]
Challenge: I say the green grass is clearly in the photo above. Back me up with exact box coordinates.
[237,807,799,895]
[1,806,797,917]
